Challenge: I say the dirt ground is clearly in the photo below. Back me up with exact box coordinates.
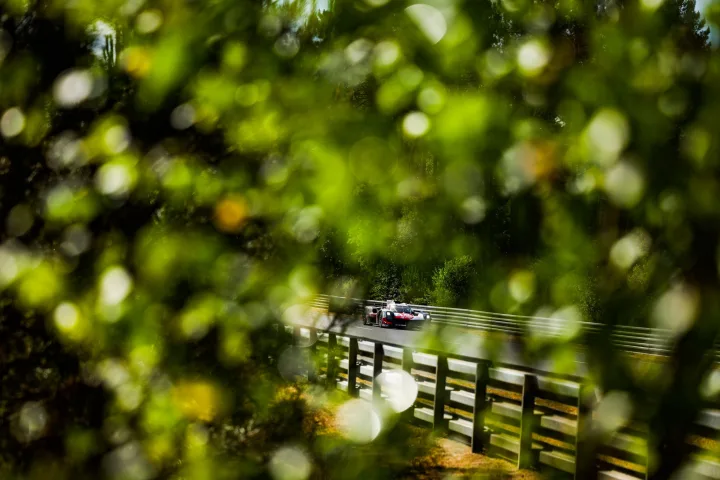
[405,429,541,479]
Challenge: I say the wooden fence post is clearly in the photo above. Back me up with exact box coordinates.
[373,342,384,401]
[307,328,318,383]
[347,338,359,397]
[472,361,490,453]
[402,348,415,421]
[433,355,449,432]
[326,333,338,390]
[574,383,597,479]
[402,348,413,374]
[518,374,538,469]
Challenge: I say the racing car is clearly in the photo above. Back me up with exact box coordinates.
[409,308,431,329]
[363,301,431,329]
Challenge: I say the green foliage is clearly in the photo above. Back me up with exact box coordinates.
[431,256,476,307]
[0,0,718,477]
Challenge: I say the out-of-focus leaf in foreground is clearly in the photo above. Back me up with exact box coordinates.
[0,0,719,477]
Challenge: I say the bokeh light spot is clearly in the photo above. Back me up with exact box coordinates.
[375,370,418,412]
[274,33,300,58]
[595,391,632,435]
[170,103,195,130]
[335,399,382,443]
[53,70,93,108]
[509,270,535,303]
[405,4,447,45]
[96,163,135,198]
[117,382,143,411]
[517,40,550,76]
[103,125,131,154]
[604,162,645,208]
[0,245,20,287]
[13,402,48,443]
[417,86,446,114]
[103,441,155,480]
[652,283,698,338]
[214,196,249,233]
[61,224,91,256]
[172,380,222,422]
[345,38,373,64]
[54,302,80,333]
[610,229,651,270]
[403,111,430,138]
[1,107,26,138]
[641,0,664,10]
[292,206,323,244]
[585,109,629,165]
[374,41,401,68]
[47,132,86,169]
[269,445,312,480]
[121,47,152,77]
[100,266,133,306]
[460,196,487,224]
[136,9,163,34]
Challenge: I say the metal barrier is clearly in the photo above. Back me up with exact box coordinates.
[311,294,720,358]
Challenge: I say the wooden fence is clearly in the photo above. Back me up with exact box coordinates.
[285,325,720,479]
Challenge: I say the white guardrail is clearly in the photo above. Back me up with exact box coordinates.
[310,295,720,357]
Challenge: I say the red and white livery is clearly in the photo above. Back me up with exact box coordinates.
[363,300,423,328]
